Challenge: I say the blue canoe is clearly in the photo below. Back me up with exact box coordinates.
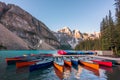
[29,58,53,72]
[65,50,77,55]
[77,51,84,55]
[71,59,78,65]
[85,51,94,55]
[71,57,78,65]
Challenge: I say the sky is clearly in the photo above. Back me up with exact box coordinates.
[0,0,115,33]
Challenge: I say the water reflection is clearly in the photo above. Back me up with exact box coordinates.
[100,66,113,73]
[16,67,29,74]
[53,60,120,80]
[3,65,29,80]
[82,65,99,76]
[28,65,54,80]
[63,65,72,79]
[54,66,63,80]
[106,66,120,80]
[72,65,83,79]
[53,64,72,80]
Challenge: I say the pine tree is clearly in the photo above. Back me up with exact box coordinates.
[114,0,120,55]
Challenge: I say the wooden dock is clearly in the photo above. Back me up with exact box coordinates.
[53,54,120,64]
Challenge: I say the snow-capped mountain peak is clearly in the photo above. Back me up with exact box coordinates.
[53,27,100,49]
[58,26,72,36]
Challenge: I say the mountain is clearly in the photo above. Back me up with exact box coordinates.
[73,30,83,39]
[54,27,83,49]
[53,27,100,49]
[0,23,29,50]
[0,2,60,50]
[58,27,72,36]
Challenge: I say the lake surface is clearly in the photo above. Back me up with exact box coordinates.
[0,50,120,80]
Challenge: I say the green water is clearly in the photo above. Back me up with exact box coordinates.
[0,50,57,57]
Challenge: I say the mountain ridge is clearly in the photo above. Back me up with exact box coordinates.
[53,27,100,49]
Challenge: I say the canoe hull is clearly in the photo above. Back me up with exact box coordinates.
[6,56,37,65]
[16,61,37,68]
[54,62,63,72]
[71,60,78,65]
[54,66,63,80]
[6,58,27,65]
[92,60,112,67]
[29,61,53,72]
[83,66,99,76]
[57,50,67,55]
[64,60,72,67]
[79,61,99,70]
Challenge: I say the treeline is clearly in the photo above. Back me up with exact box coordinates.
[75,39,101,50]
[75,0,120,56]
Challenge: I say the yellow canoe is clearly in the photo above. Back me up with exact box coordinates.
[54,66,63,80]
[79,61,99,70]
[64,60,72,67]
[54,62,63,73]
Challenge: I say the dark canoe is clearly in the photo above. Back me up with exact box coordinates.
[5,53,53,65]
[5,54,50,65]
[72,63,78,70]
[64,50,95,55]
[29,58,53,72]
[6,58,28,65]
[65,50,77,55]
[77,51,84,55]
[5,55,37,65]
[71,59,78,66]
[16,59,43,68]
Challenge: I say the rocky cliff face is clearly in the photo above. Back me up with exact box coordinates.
[0,23,29,50]
[0,2,59,50]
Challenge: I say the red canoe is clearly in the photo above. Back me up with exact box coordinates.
[5,57,26,65]
[16,60,40,68]
[92,60,112,67]
[57,50,67,55]
[16,58,44,68]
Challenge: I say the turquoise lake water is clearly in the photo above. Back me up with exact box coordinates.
[0,50,120,80]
